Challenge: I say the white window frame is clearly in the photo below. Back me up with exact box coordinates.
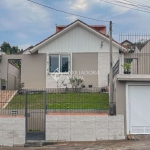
[49,54,70,74]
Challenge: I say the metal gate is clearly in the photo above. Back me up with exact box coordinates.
[25,90,46,141]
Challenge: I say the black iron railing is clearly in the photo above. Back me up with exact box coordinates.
[108,60,119,84]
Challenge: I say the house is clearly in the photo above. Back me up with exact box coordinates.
[0,20,126,89]
[23,20,126,88]
[113,37,150,135]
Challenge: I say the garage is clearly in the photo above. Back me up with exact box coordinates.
[127,85,150,134]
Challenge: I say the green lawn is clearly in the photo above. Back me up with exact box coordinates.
[6,93,109,110]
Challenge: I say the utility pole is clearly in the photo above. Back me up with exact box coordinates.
[109,21,115,115]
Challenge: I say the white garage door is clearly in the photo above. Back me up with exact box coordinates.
[128,85,150,134]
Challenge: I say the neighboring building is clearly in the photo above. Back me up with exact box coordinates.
[113,37,150,135]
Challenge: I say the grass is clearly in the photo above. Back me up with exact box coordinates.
[6,93,109,110]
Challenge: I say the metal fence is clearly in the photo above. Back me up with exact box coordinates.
[0,88,109,140]
[0,88,109,114]
[119,33,150,74]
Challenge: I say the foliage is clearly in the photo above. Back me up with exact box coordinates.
[1,79,7,86]
[122,63,131,71]
[69,77,83,89]
[1,42,21,54]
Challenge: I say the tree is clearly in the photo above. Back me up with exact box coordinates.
[0,42,22,68]
[0,42,21,54]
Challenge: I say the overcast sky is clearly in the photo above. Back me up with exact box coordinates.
[0,0,150,50]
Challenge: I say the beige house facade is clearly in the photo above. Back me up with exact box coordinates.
[21,20,124,89]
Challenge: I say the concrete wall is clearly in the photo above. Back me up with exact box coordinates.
[0,116,25,146]
[1,54,46,89]
[46,114,125,141]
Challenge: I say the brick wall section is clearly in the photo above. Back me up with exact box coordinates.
[46,115,125,141]
[0,116,25,146]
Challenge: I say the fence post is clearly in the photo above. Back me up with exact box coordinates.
[25,90,28,142]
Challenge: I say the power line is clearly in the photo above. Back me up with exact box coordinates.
[27,0,109,22]
[110,0,150,10]
[123,0,150,9]
[100,0,150,13]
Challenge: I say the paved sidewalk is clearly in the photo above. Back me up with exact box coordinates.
[0,138,150,150]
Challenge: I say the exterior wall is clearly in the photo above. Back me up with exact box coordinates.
[72,53,98,88]
[98,52,119,87]
[8,63,20,78]
[0,116,25,146]
[46,53,98,88]
[38,25,119,54]
[115,79,150,134]
[115,80,126,115]
[124,53,150,74]
[134,41,150,54]
[21,54,46,88]
[25,24,119,88]
[122,41,150,75]
[8,63,20,90]
[46,114,125,141]
[1,54,46,89]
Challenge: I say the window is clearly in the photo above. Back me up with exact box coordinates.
[49,55,59,72]
[61,56,68,72]
[49,55,69,73]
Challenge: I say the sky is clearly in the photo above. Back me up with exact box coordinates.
[0,0,150,50]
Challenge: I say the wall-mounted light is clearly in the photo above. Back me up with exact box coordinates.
[101,41,103,48]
